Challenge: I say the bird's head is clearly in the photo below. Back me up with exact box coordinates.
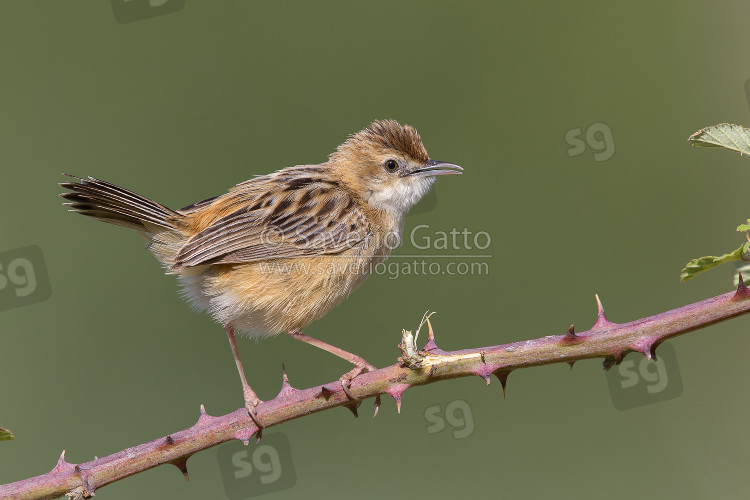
[329,120,462,217]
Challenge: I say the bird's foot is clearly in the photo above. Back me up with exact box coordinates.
[339,358,376,399]
[340,359,381,417]
[243,386,265,429]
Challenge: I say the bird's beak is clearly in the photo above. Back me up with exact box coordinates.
[409,159,463,177]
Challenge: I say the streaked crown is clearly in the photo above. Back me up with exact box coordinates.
[331,119,429,165]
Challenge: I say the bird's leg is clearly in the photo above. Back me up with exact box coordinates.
[288,329,377,400]
[225,325,264,429]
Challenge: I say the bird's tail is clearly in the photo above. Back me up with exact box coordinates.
[60,174,187,267]
[60,174,181,232]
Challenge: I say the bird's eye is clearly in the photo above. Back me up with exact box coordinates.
[384,159,399,172]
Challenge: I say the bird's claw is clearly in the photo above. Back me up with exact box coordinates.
[246,404,264,430]
[244,388,265,430]
[339,361,376,398]
[339,361,380,416]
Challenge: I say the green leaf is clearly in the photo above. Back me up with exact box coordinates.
[737,223,750,232]
[688,123,750,156]
[680,242,750,282]
[0,427,14,441]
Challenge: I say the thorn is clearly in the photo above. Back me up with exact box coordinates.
[560,323,584,345]
[592,294,616,329]
[567,361,575,371]
[319,386,333,400]
[494,370,510,397]
[651,343,660,361]
[197,404,214,425]
[423,336,438,352]
[602,357,616,371]
[615,351,623,363]
[234,424,262,446]
[472,365,496,385]
[53,450,75,473]
[234,428,254,446]
[418,311,440,352]
[734,271,750,299]
[277,364,297,398]
[165,435,175,445]
[603,351,625,370]
[372,395,381,418]
[344,400,361,417]
[171,458,190,482]
[631,339,657,361]
[385,386,406,413]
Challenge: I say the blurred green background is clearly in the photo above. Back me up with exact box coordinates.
[3,1,750,498]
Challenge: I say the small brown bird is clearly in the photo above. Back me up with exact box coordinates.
[60,120,462,425]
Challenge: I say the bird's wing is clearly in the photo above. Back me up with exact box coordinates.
[172,183,370,269]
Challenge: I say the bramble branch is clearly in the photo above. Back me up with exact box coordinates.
[3,276,750,500]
